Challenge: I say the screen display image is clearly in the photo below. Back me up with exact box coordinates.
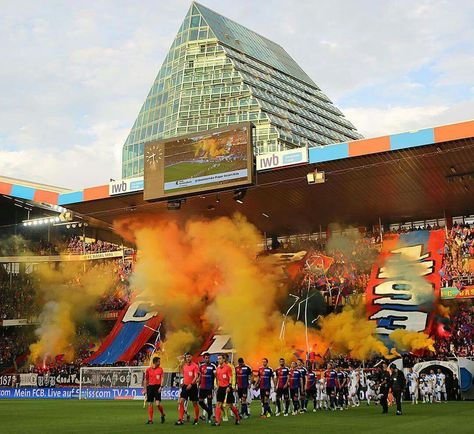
[144,123,253,201]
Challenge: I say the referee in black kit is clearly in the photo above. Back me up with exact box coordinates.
[389,364,406,415]
[377,363,391,414]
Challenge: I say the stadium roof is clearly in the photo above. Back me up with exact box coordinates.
[3,119,474,236]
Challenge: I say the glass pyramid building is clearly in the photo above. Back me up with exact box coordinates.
[122,2,363,178]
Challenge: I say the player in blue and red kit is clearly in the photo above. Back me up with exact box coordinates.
[257,358,273,418]
[297,359,308,412]
[235,357,252,418]
[198,353,216,422]
[336,366,347,410]
[289,361,303,414]
[274,358,290,416]
[305,365,318,412]
[325,363,337,410]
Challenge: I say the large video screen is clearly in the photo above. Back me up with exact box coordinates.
[144,123,253,201]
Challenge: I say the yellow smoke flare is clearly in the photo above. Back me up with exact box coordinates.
[29,261,115,364]
[390,329,435,353]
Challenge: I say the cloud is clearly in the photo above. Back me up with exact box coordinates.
[0,0,473,189]
[0,120,128,189]
[344,98,474,138]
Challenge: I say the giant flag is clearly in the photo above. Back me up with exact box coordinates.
[366,230,445,337]
[86,301,161,365]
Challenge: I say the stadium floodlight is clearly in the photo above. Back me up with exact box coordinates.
[307,170,325,184]
[233,189,246,204]
[167,200,182,210]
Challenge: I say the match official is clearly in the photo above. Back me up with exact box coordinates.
[390,364,406,415]
[377,363,390,414]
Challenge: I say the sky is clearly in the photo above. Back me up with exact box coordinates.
[1,0,473,190]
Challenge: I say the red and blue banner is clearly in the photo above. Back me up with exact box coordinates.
[366,230,445,337]
[86,302,161,365]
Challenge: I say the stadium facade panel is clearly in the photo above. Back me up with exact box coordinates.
[121,2,362,179]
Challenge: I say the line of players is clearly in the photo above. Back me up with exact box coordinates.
[144,353,366,426]
[143,354,448,426]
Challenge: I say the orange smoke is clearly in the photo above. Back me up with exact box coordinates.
[114,213,435,367]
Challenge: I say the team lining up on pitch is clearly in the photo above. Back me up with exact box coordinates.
[143,353,449,426]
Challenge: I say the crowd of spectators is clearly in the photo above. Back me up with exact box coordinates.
[0,275,40,320]
[0,328,32,369]
[441,224,474,287]
[0,235,123,257]
[273,231,380,303]
[434,302,474,358]
[0,236,58,257]
[66,236,122,255]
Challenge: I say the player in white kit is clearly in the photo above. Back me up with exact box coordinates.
[435,369,447,403]
[366,377,377,406]
[427,370,437,403]
[316,376,329,410]
[348,367,360,407]
[406,368,419,404]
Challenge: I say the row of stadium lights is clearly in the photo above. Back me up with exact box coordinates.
[23,218,88,228]
[23,217,61,226]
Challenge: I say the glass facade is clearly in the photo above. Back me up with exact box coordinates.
[122,2,363,178]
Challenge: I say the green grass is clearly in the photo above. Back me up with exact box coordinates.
[0,400,472,434]
[164,160,245,183]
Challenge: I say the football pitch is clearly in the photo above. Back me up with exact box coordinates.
[0,400,472,434]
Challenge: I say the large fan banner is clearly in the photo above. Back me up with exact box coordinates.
[366,230,445,337]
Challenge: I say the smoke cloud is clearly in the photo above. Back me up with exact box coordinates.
[115,214,435,367]
[29,262,114,364]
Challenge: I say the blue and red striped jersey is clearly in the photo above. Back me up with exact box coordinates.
[336,371,345,388]
[235,364,252,389]
[325,369,337,387]
[275,367,289,388]
[258,366,273,389]
[289,369,301,390]
[297,366,307,386]
[199,363,216,389]
[306,371,317,390]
